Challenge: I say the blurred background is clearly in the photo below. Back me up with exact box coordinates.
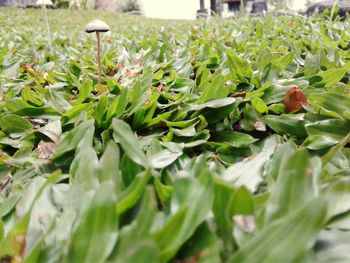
[0,0,335,20]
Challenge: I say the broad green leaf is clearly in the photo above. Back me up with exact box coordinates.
[264,114,307,137]
[0,192,22,217]
[70,147,99,191]
[212,180,236,258]
[112,119,149,168]
[257,49,272,72]
[264,142,296,181]
[0,114,32,133]
[226,49,253,82]
[150,149,183,169]
[94,96,108,126]
[304,119,350,149]
[309,93,350,119]
[55,120,95,154]
[66,182,118,263]
[98,141,123,192]
[229,199,327,263]
[106,90,128,122]
[231,186,254,215]
[304,54,320,76]
[152,170,214,262]
[211,130,258,148]
[154,177,173,205]
[190,98,238,111]
[252,97,268,114]
[318,66,350,88]
[223,136,277,192]
[0,172,61,258]
[265,149,318,222]
[322,177,350,220]
[273,51,294,71]
[116,171,150,215]
[62,103,93,123]
[198,70,229,103]
[109,188,159,262]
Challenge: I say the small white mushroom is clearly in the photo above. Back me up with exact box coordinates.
[85,19,110,93]
[85,19,110,33]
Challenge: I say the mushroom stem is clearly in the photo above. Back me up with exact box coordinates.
[96,31,102,92]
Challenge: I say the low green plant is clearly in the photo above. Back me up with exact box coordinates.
[0,8,350,263]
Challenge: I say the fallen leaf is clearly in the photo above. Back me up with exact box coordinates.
[34,141,56,159]
[283,87,307,113]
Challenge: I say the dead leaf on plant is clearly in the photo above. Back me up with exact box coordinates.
[35,141,56,159]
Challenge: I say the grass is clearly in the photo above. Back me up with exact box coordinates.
[0,7,350,263]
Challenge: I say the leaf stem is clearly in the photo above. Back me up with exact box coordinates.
[322,131,350,165]
[96,31,102,94]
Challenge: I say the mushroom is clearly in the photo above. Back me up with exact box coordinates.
[85,19,110,93]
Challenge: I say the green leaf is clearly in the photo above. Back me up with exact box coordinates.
[304,54,320,76]
[112,119,149,168]
[62,103,93,123]
[273,51,294,71]
[309,93,350,119]
[304,119,350,150]
[229,199,327,263]
[106,91,128,122]
[154,177,173,205]
[322,177,350,220]
[211,130,258,148]
[55,120,95,154]
[0,114,32,133]
[223,136,277,192]
[109,188,159,262]
[3,96,53,116]
[190,98,238,111]
[94,96,108,126]
[231,186,254,215]
[318,65,350,88]
[152,170,214,262]
[70,146,99,191]
[226,50,253,82]
[252,97,268,114]
[265,149,318,222]
[116,171,150,215]
[150,149,183,169]
[0,172,61,258]
[264,114,307,137]
[98,141,123,191]
[257,49,272,72]
[212,180,236,257]
[66,182,118,263]
[0,192,22,217]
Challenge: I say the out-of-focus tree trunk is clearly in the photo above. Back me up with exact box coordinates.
[95,0,117,12]
[210,0,216,13]
[200,0,205,9]
[0,0,36,6]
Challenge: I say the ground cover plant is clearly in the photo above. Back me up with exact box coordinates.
[1,7,350,263]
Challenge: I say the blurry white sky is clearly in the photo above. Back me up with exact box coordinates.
[139,0,308,20]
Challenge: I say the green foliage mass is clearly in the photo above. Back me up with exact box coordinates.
[1,8,350,263]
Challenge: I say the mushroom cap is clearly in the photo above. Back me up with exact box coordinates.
[85,19,110,33]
